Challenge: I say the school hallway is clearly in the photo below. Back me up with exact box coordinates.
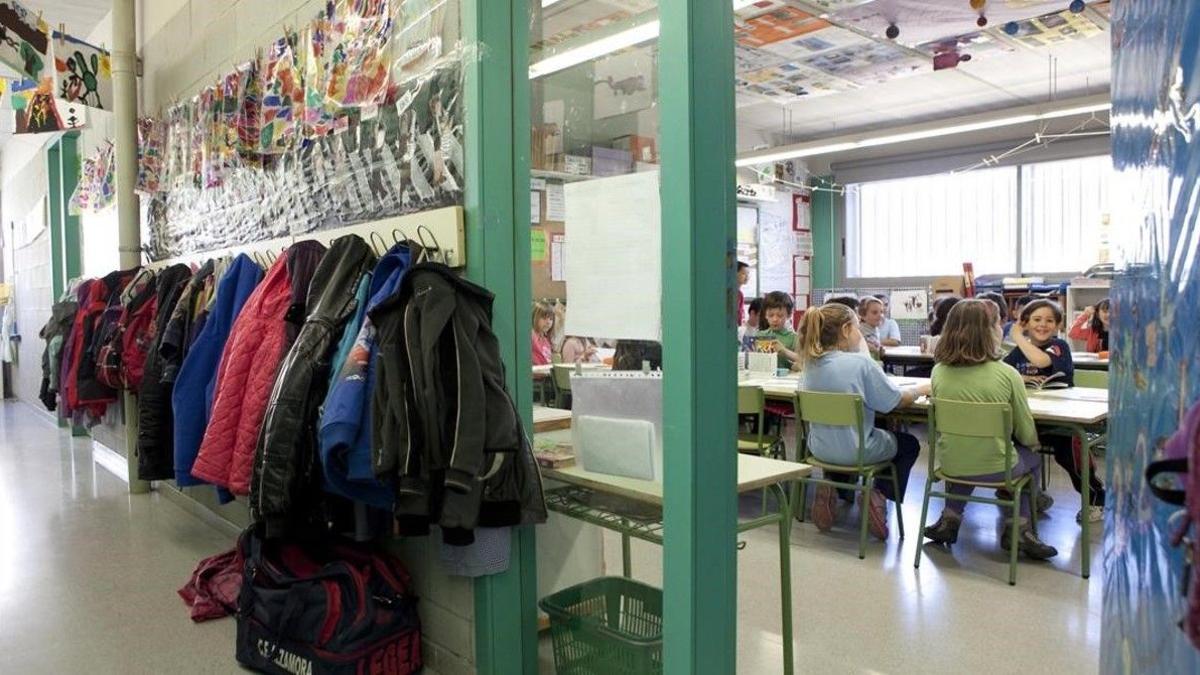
[0,402,239,674]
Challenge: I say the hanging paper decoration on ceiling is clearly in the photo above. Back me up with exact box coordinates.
[0,1,48,80]
[51,33,112,110]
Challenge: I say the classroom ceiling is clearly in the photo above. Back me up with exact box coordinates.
[538,0,1112,154]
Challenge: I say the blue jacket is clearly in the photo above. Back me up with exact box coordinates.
[319,243,413,508]
[172,254,263,486]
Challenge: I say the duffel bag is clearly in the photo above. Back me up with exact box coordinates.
[235,527,422,675]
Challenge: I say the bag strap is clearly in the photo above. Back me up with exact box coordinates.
[1146,457,1189,506]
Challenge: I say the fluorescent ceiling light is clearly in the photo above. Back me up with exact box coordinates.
[530,20,660,79]
[735,100,1111,167]
[531,0,755,79]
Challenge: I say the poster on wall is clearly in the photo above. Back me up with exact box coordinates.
[592,47,653,120]
[52,34,112,110]
[0,1,48,80]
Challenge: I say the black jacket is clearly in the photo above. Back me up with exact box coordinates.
[252,235,376,535]
[136,263,196,481]
[370,263,546,544]
[38,296,79,411]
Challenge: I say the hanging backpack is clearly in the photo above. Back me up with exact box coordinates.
[116,269,159,390]
[96,270,155,390]
[1145,399,1200,650]
[235,527,422,675]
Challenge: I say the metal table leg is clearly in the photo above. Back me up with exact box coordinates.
[773,483,794,675]
[621,525,632,578]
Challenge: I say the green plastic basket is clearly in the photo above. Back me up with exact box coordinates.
[539,576,663,674]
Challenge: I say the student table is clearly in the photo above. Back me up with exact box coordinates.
[742,372,1108,578]
[537,427,811,675]
[531,362,611,379]
[881,345,1110,371]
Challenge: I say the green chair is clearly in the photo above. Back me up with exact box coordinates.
[737,385,784,458]
[551,364,574,409]
[793,391,905,560]
[914,398,1041,586]
[1074,369,1108,389]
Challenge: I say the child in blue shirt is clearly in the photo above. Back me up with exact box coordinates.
[1003,299,1105,522]
[799,303,930,540]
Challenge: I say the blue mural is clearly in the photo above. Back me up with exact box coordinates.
[1104,0,1200,672]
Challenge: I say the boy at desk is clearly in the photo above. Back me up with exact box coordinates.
[757,291,799,371]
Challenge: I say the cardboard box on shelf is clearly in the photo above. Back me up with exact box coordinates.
[563,155,592,176]
[592,146,633,176]
[931,275,965,298]
[532,123,563,171]
[613,134,658,164]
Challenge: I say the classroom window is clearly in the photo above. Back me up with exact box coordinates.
[845,166,1018,278]
[845,154,1114,279]
[1020,155,1113,274]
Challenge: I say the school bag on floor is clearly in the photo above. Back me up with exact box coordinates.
[235,527,422,675]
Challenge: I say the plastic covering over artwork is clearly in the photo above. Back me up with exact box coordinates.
[141,0,464,261]
[1103,0,1200,671]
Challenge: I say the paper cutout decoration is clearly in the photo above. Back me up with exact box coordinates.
[325,0,393,108]
[260,34,303,153]
[0,1,48,80]
[52,34,113,110]
[735,6,830,49]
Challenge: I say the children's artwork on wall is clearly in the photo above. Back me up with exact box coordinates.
[592,46,653,120]
[52,34,112,110]
[325,0,393,108]
[735,6,830,49]
[236,60,262,165]
[136,116,164,194]
[14,78,87,133]
[7,75,35,109]
[0,1,48,80]
[260,34,302,154]
[889,289,929,321]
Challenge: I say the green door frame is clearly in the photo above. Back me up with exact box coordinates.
[660,1,739,673]
[462,1,539,673]
[46,132,83,299]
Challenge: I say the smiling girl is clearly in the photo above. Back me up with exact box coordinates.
[1068,298,1111,353]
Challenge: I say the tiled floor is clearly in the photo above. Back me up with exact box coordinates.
[0,402,1100,674]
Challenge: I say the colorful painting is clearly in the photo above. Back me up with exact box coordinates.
[735,6,830,49]
[136,116,165,194]
[0,1,47,80]
[302,21,336,138]
[325,0,393,108]
[51,34,112,110]
[14,78,86,133]
[1103,2,1200,673]
[260,34,303,153]
[236,59,262,163]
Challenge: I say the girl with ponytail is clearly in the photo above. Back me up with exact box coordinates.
[800,303,930,540]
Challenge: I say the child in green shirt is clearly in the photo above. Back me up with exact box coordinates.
[923,299,1057,561]
[758,291,798,370]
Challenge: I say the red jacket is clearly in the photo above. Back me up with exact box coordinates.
[1068,312,1108,353]
[191,243,325,493]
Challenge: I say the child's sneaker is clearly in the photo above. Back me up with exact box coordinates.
[811,485,838,532]
[1000,522,1058,560]
[1076,505,1103,523]
[922,512,962,544]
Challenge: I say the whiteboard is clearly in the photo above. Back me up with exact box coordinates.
[564,171,661,340]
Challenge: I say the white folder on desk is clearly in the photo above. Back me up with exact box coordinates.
[571,371,663,480]
[576,415,657,480]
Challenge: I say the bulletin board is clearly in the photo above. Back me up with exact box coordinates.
[532,185,567,300]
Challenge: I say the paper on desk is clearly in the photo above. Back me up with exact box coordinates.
[565,171,661,340]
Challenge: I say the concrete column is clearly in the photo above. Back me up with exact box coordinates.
[112,0,149,494]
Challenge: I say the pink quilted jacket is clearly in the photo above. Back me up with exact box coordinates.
[190,255,293,494]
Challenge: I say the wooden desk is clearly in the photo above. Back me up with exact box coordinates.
[533,405,573,433]
[538,430,810,675]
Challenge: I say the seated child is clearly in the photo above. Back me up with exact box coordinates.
[561,335,601,364]
[531,301,555,366]
[799,303,930,540]
[1068,298,1110,353]
[923,299,1058,559]
[858,296,888,357]
[1004,298,1105,522]
[872,294,902,346]
[759,291,799,371]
